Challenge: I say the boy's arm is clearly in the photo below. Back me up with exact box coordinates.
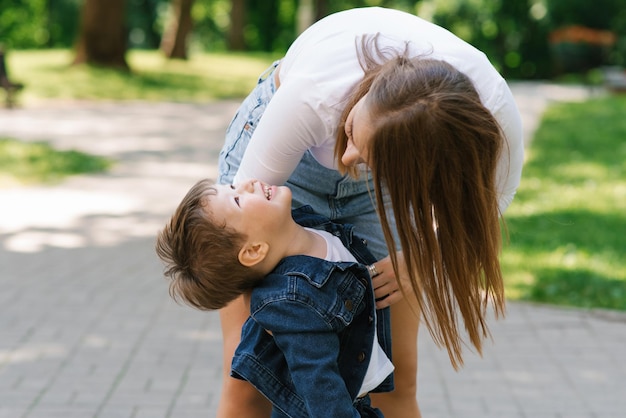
[257,302,362,418]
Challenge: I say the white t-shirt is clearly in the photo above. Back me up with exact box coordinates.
[306,227,395,397]
[233,7,524,213]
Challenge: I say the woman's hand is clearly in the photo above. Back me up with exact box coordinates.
[370,252,412,309]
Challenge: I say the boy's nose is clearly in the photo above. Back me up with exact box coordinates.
[236,180,256,193]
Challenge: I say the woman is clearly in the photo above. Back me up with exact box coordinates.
[216,6,523,418]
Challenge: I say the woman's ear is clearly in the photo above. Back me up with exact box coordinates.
[238,241,270,267]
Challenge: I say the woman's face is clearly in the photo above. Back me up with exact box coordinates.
[342,94,375,167]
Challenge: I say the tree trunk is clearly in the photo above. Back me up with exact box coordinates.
[297,0,315,35]
[228,0,247,50]
[161,0,195,59]
[253,0,279,51]
[314,0,329,21]
[73,0,129,70]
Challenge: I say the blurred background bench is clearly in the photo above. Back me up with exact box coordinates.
[1,48,25,108]
[602,66,626,93]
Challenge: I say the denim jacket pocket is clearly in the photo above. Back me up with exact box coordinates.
[332,271,367,328]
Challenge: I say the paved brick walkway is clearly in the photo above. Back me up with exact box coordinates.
[1,83,624,418]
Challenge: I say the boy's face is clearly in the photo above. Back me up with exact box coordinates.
[206,180,292,241]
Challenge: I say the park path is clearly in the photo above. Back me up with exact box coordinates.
[1,82,625,418]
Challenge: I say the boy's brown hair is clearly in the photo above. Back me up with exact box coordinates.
[155,178,262,310]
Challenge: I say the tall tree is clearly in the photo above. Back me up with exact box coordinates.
[297,0,314,34]
[228,0,247,50]
[161,0,195,59]
[73,0,129,69]
[314,0,329,22]
[248,0,279,51]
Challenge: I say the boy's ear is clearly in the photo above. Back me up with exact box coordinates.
[238,241,270,267]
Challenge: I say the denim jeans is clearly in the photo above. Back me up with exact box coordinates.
[217,61,398,260]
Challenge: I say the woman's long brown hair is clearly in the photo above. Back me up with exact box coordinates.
[335,35,506,369]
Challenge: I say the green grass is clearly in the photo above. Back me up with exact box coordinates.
[1,48,277,186]
[0,138,111,186]
[7,49,279,103]
[502,95,626,310]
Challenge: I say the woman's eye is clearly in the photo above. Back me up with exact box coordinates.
[230,185,235,189]
[234,196,240,207]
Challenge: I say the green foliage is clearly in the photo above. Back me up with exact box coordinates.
[8,49,279,102]
[0,138,111,186]
[0,0,166,49]
[245,0,282,51]
[190,0,232,51]
[0,0,49,48]
[0,0,436,54]
[127,0,167,48]
[46,0,82,47]
[547,0,626,68]
[2,0,625,77]
[191,0,299,52]
[502,95,626,310]
[418,0,626,78]
[547,0,622,29]
[418,0,552,79]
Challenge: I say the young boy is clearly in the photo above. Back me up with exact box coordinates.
[156,178,394,418]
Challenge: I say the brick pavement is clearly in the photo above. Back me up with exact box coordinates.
[1,84,624,418]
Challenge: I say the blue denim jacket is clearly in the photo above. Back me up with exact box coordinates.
[231,206,393,418]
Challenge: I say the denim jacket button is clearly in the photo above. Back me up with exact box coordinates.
[357,352,366,362]
[344,299,354,311]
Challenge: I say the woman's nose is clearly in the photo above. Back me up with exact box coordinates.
[341,142,362,167]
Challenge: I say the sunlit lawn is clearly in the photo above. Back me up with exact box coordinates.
[8,49,279,103]
[0,138,111,186]
[1,48,277,185]
[502,95,626,310]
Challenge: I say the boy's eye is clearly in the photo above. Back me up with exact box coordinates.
[234,196,240,207]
